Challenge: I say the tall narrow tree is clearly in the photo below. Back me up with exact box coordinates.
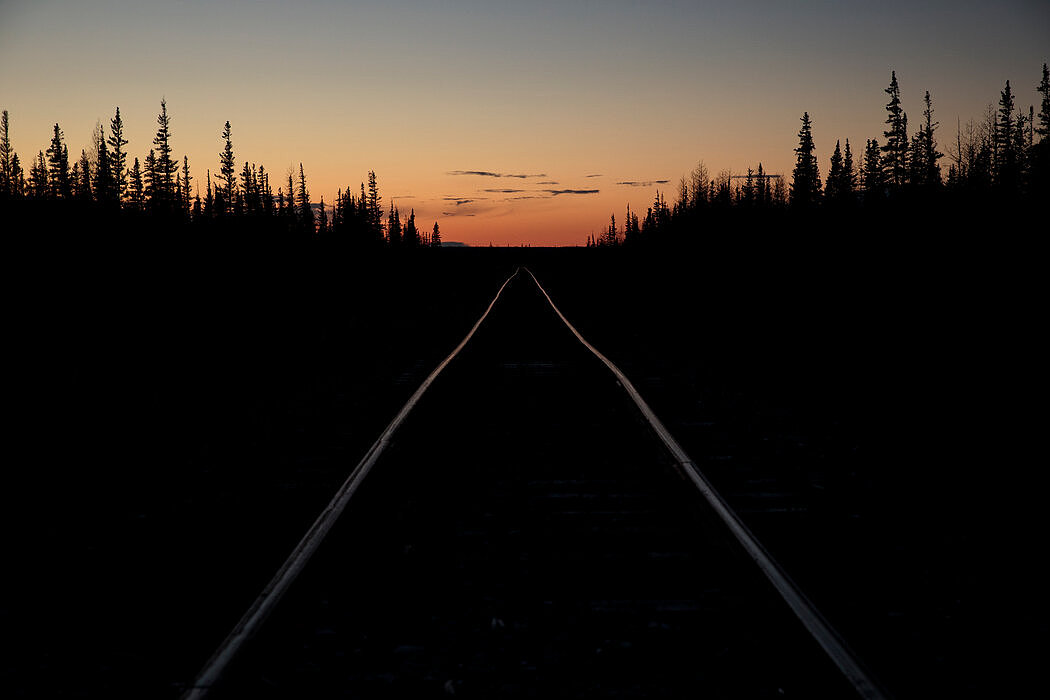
[181,156,193,213]
[826,140,844,202]
[842,139,857,200]
[387,202,402,247]
[143,149,158,208]
[152,99,178,208]
[46,123,71,199]
[0,110,12,197]
[995,80,1018,191]
[204,169,214,217]
[1037,64,1050,141]
[367,170,382,243]
[128,157,145,211]
[76,149,92,201]
[29,151,48,199]
[882,71,909,189]
[218,121,235,214]
[431,221,442,247]
[297,163,313,232]
[10,153,24,199]
[107,107,128,201]
[862,138,883,201]
[920,91,943,187]
[94,124,116,203]
[790,112,821,208]
[404,208,419,247]
[317,196,329,237]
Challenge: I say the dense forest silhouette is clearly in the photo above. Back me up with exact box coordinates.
[587,66,1049,247]
[1,66,1047,249]
[0,100,442,249]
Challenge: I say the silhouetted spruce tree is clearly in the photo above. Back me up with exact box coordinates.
[862,138,883,202]
[94,124,116,204]
[826,140,844,202]
[331,189,343,230]
[757,168,771,205]
[907,131,925,188]
[297,163,313,232]
[652,190,670,228]
[218,121,235,215]
[240,161,255,214]
[604,213,617,246]
[47,124,71,199]
[107,107,128,201]
[790,112,821,208]
[317,196,329,236]
[0,110,12,197]
[204,170,214,217]
[842,140,857,201]
[1032,64,1050,196]
[403,208,419,247]
[10,153,24,198]
[431,221,441,247]
[1037,64,1050,140]
[623,203,639,244]
[387,202,402,247]
[29,151,48,199]
[181,156,192,214]
[738,168,755,207]
[919,91,943,188]
[882,71,909,189]
[259,166,273,214]
[70,160,80,199]
[144,149,158,209]
[995,80,1019,192]
[76,149,92,201]
[152,100,178,210]
[128,157,145,211]
[1015,108,1032,188]
[366,170,382,244]
[287,174,297,224]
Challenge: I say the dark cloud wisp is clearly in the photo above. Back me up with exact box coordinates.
[448,170,547,179]
[616,180,670,187]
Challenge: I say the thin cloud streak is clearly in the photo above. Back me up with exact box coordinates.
[442,196,488,205]
[447,170,547,179]
[616,180,670,187]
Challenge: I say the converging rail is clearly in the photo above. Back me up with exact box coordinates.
[182,267,886,698]
[524,268,886,700]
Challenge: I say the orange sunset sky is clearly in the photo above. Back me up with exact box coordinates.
[2,1,1047,245]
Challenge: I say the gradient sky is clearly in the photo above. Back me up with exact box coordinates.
[2,0,1047,245]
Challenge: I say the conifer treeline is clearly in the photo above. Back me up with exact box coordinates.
[0,100,443,247]
[589,66,1050,246]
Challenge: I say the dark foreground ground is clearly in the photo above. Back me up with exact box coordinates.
[2,227,1045,697]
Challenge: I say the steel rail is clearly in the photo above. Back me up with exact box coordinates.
[523,267,888,700]
[181,267,521,700]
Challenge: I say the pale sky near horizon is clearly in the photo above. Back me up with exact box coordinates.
[1,0,1047,245]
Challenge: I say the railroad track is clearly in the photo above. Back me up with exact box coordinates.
[182,267,886,698]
